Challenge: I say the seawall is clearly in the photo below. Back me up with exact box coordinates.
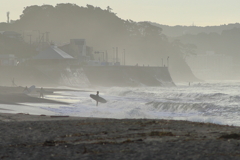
[83,66,175,87]
[0,65,175,87]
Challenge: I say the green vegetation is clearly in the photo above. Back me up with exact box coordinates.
[0,4,176,64]
[0,3,202,82]
[0,34,37,58]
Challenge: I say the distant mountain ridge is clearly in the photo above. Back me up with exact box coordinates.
[150,22,240,37]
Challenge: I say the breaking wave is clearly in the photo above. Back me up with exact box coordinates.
[39,81,240,126]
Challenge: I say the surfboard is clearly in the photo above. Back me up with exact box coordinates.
[23,85,36,94]
[90,94,107,103]
[28,85,36,93]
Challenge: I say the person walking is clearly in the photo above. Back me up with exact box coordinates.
[23,86,29,94]
[12,78,16,86]
[40,87,44,98]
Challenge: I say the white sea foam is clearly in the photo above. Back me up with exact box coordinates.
[39,81,240,126]
[2,81,240,126]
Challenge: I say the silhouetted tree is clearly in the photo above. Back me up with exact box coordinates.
[107,6,112,12]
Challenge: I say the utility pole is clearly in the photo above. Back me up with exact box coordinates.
[38,33,45,49]
[45,32,49,43]
[27,34,32,44]
[116,47,118,63]
[41,33,45,43]
[112,47,115,63]
[33,30,40,43]
[167,56,169,67]
[21,30,25,42]
[6,12,10,23]
[123,49,126,65]
[102,52,105,62]
[106,51,108,62]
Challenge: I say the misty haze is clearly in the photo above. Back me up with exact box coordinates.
[1,3,240,160]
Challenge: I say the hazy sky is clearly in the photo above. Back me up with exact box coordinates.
[1,0,239,26]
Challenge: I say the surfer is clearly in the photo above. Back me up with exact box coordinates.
[90,91,107,106]
[96,91,99,106]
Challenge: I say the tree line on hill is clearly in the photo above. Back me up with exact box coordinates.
[152,22,240,65]
[152,22,240,37]
[1,3,239,81]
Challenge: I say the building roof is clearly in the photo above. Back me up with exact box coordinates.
[0,54,16,59]
[0,31,21,35]
[33,45,73,60]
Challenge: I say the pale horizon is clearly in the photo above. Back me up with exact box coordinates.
[0,0,240,27]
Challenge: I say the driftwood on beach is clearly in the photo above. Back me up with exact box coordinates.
[0,114,240,159]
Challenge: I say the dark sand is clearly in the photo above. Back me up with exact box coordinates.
[1,113,240,160]
[0,86,89,105]
[0,93,69,105]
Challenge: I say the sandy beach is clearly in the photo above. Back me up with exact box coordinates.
[0,113,240,160]
[0,86,240,159]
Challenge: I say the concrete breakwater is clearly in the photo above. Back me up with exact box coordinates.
[82,66,175,87]
[0,66,175,87]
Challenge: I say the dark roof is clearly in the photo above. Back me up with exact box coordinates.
[33,45,73,60]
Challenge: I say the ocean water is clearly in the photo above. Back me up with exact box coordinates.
[35,81,240,126]
[2,81,240,126]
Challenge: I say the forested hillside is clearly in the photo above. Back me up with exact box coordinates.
[176,28,240,60]
[0,3,200,82]
[0,34,37,58]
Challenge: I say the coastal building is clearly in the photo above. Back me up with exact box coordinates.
[0,31,22,40]
[30,44,74,65]
[60,39,93,65]
[59,39,119,66]
[0,54,17,66]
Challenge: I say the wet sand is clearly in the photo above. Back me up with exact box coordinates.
[0,86,88,105]
[1,113,240,159]
[0,93,69,105]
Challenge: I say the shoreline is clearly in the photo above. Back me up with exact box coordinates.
[0,86,87,105]
[1,113,240,159]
